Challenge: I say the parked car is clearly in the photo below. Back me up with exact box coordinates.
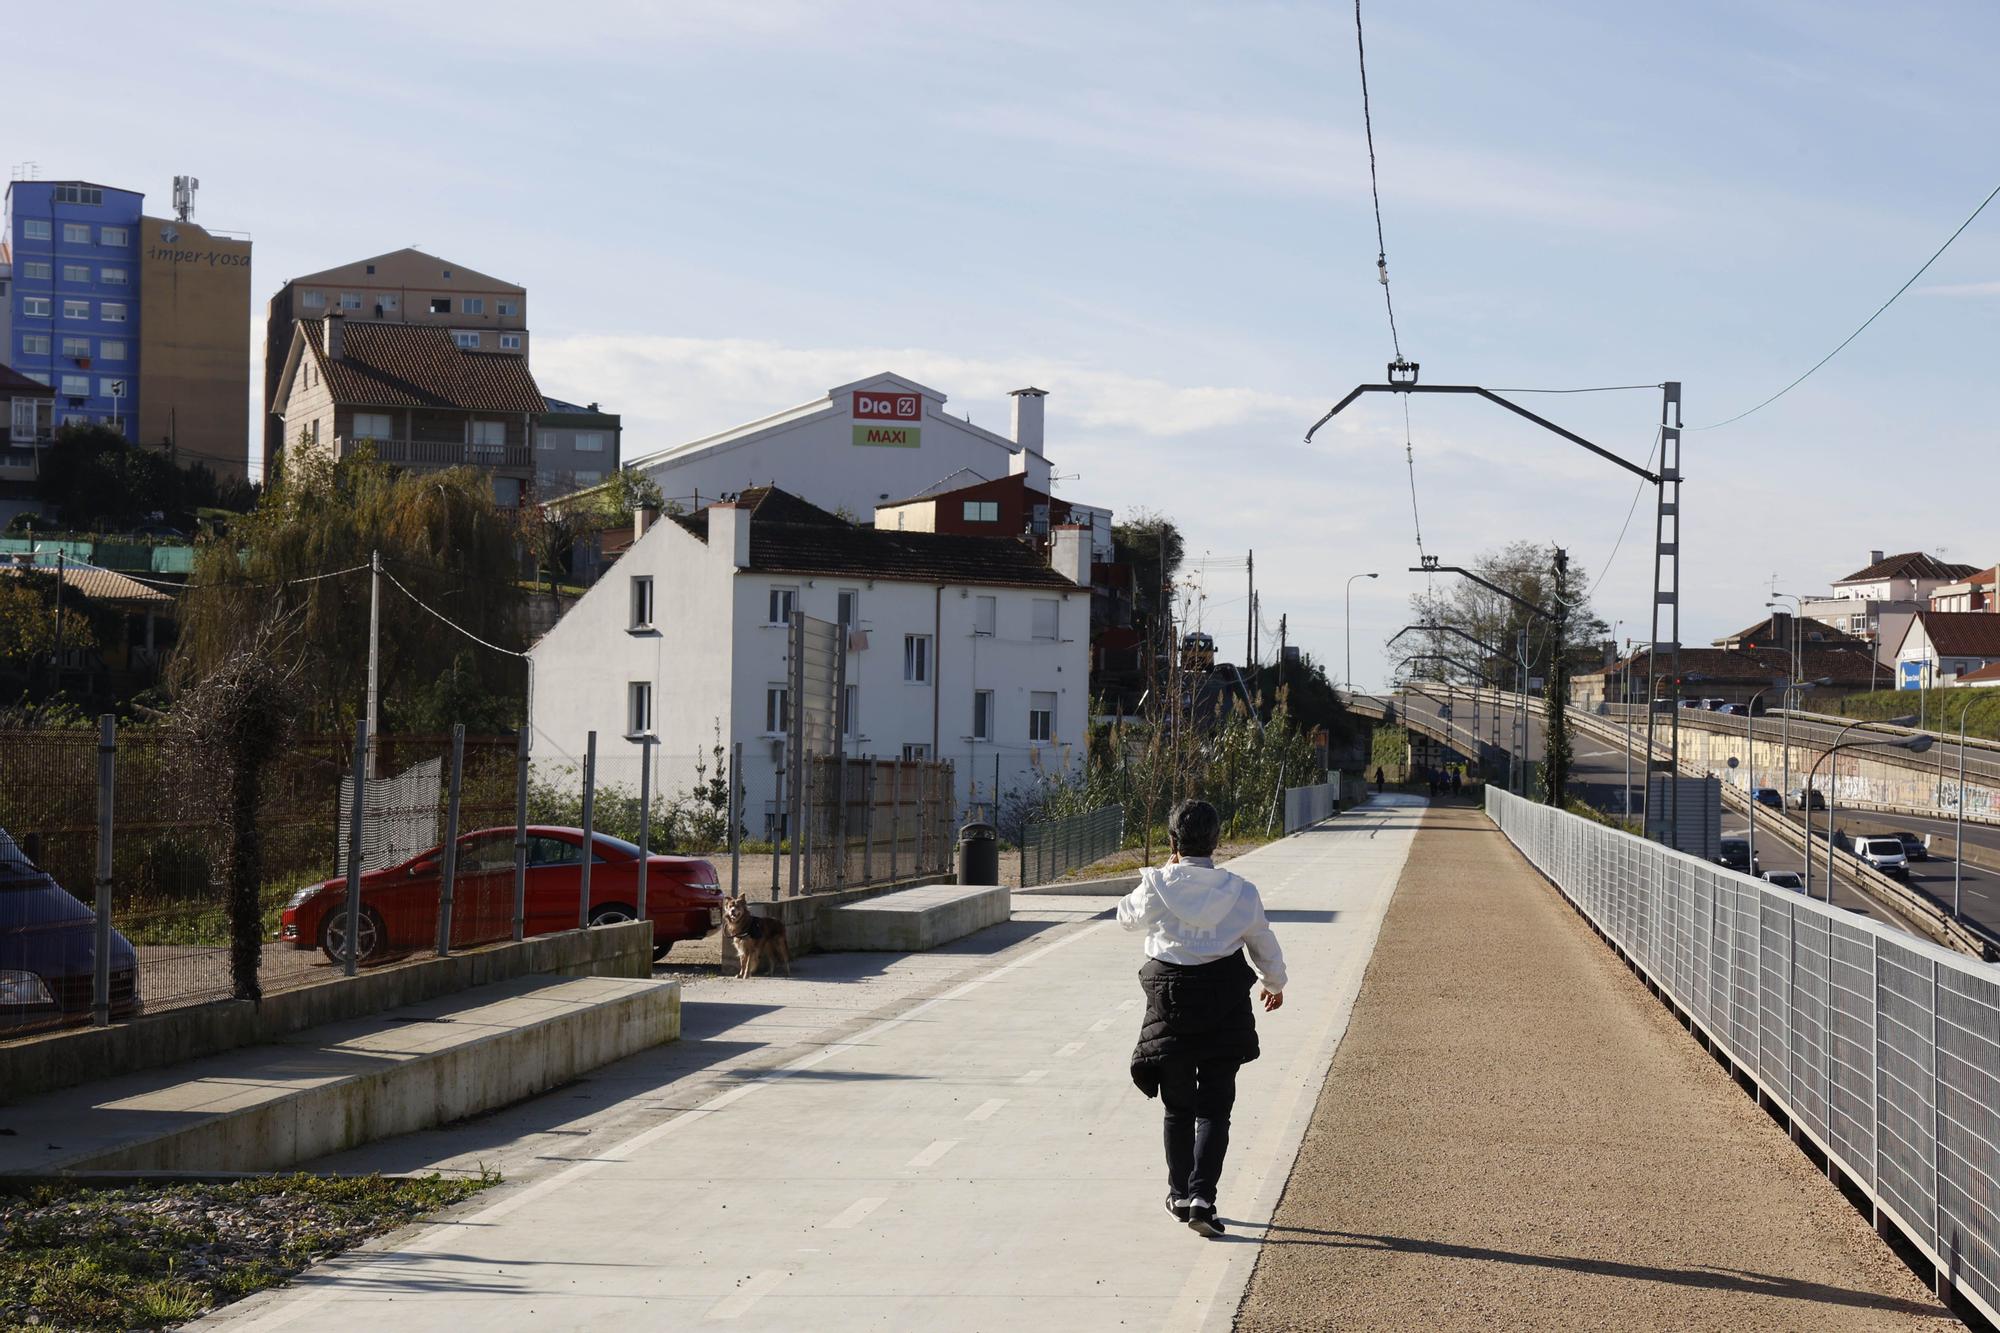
[1846,835,1910,880]
[1752,788,1785,809]
[1885,831,1930,862]
[278,826,723,966]
[1716,838,1761,875]
[1,828,140,1034]
[1762,870,1805,891]
[1788,788,1827,811]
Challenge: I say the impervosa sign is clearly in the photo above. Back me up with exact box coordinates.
[854,391,921,421]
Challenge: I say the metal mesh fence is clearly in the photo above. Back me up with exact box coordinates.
[1021,805,1125,886]
[796,755,957,893]
[1283,783,1334,833]
[1487,783,2000,1324]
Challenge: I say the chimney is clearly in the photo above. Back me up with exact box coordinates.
[708,501,751,570]
[1870,549,1884,565]
[1010,387,1047,454]
[1051,523,1090,587]
[633,501,660,543]
[324,311,344,360]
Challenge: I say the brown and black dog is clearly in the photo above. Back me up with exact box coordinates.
[722,893,791,978]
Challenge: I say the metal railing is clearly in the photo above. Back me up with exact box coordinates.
[338,435,533,471]
[1283,783,1334,834]
[1021,805,1124,886]
[1486,783,2000,1322]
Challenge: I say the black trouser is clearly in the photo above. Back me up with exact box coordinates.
[1158,1054,1240,1206]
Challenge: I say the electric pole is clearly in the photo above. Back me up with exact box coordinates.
[366,549,382,779]
[1245,549,1255,668]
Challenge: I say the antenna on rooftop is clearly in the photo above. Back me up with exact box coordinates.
[173,175,199,223]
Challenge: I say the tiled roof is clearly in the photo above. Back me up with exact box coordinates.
[0,363,53,396]
[1,565,173,607]
[1836,551,1978,585]
[299,319,543,414]
[1714,614,1865,648]
[1918,612,2000,658]
[677,488,1075,590]
[1955,661,2000,684]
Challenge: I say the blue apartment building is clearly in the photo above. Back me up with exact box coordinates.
[4,181,144,436]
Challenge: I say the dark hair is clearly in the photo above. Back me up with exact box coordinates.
[1168,799,1220,858]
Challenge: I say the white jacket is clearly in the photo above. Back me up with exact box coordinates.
[1116,857,1287,993]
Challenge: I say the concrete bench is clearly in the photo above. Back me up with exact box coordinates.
[0,973,679,1175]
[814,883,1011,952]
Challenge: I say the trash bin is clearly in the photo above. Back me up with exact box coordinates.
[956,821,999,886]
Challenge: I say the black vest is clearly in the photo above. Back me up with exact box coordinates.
[1129,951,1260,1097]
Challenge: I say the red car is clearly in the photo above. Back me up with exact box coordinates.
[278,826,721,965]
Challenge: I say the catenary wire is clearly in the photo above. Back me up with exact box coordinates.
[1689,179,2000,431]
[1353,0,1402,361]
[1584,427,1664,600]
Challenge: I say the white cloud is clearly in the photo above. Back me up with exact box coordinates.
[1916,280,2000,297]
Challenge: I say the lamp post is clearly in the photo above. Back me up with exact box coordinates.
[1346,572,1379,690]
[1954,695,1974,919]
[1409,560,1556,797]
[1803,717,1925,904]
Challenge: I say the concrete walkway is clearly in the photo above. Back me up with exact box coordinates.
[1235,802,1955,1331]
[204,796,1423,1332]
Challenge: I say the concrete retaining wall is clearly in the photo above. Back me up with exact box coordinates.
[816,885,1012,952]
[1673,723,2000,823]
[0,921,655,1106]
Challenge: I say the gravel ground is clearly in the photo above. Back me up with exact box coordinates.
[1235,801,1957,1332]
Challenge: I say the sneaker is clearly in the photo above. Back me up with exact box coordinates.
[1187,1203,1224,1238]
[1165,1194,1190,1223]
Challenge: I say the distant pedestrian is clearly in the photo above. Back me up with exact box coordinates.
[1119,799,1285,1239]
[1451,769,1463,797]
[1374,766,1385,794]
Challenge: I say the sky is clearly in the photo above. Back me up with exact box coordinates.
[14,0,2000,691]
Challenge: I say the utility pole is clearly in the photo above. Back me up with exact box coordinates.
[1278,614,1288,693]
[51,549,64,696]
[366,549,382,779]
[1245,549,1255,668]
[1542,546,1572,806]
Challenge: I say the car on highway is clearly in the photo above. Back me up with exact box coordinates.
[1762,870,1805,891]
[1715,703,1750,716]
[1,827,140,1035]
[1884,831,1930,861]
[1715,838,1760,875]
[1845,835,1910,880]
[1788,788,1827,811]
[278,826,723,966]
[1752,788,1785,809]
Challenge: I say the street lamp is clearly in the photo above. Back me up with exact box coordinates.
[1952,695,1976,919]
[1803,717,1929,903]
[1346,572,1379,690]
[1410,560,1556,796]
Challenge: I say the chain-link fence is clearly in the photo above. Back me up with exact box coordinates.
[1021,805,1125,886]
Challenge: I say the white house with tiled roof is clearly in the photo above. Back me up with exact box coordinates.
[1891,612,2000,690]
[1802,549,1980,667]
[626,373,1056,523]
[527,487,1092,837]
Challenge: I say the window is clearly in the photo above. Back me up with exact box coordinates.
[55,185,102,206]
[463,298,485,314]
[24,372,50,386]
[627,681,653,736]
[11,397,40,442]
[301,289,326,309]
[430,297,452,314]
[573,431,605,452]
[962,499,1000,522]
[629,576,654,629]
[843,684,859,737]
[904,634,932,683]
[21,335,49,356]
[60,374,89,396]
[23,220,49,241]
[61,412,87,427]
[574,470,602,486]
[22,297,49,318]
[768,586,796,625]
[62,223,91,244]
[365,264,376,275]
[339,292,362,310]
[497,300,518,316]
[765,685,790,735]
[1029,691,1056,742]
[973,595,996,636]
[99,378,127,398]
[60,264,90,284]
[377,295,399,314]
[22,261,50,280]
[62,300,89,320]
[764,807,789,840]
[469,420,506,455]
[902,743,931,762]
[837,589,858,626]
[60,336,89,358]
[499,334,522,351]
[100,267,127,286]
[453,331,481,349]
[973,690,994,741]
[100,302,126,323]
[352,412,393,439]
[97,340,125,361]
[1032,599,1059,641]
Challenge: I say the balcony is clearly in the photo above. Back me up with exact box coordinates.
[337,435,532,472]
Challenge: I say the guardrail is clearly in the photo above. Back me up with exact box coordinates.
[1487,783,2000,1322]
[1020,805,1124,887]
[1603,701,2000,787]
[1283,783,1334,833]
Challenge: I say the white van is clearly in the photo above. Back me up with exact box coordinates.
[1848,835,1910,880]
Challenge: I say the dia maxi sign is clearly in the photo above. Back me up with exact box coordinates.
[852,389,921,448]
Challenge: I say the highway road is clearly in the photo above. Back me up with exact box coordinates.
[1389,687,1994,940]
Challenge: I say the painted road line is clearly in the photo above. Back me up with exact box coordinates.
[705,1271,785,1320]
[908,1139,959,1168]
[1055,1040,1085,1058]
[1089,1017,1114,1032]
[966,1098,1008,1122]
[825,1197,886,1230]
[1017,1069,1048,1085]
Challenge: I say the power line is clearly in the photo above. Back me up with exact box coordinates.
[1352,0,1402,360]
[379,565,529,659]
[1585,427,1663,600]
[1690,178,2000,431]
